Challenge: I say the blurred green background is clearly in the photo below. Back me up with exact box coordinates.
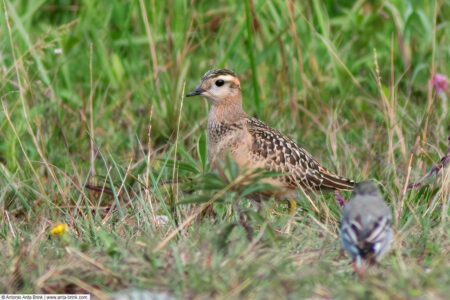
[0,0,448,298]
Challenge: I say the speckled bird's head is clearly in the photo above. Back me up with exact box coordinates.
[186,69,241,105]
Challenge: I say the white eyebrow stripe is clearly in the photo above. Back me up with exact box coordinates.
[216,75,236,82]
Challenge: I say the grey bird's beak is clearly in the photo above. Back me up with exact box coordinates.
[186,86,205,97]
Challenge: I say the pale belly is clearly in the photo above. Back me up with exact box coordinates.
[207,129,297,201]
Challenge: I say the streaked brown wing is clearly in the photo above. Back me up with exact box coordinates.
[246,117,354,191]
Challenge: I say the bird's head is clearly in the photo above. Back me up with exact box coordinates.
[186,69,241,106]
[353,181,381,197]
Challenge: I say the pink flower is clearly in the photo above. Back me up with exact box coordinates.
[433,73,448,93]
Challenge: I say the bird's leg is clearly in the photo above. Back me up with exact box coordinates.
[352,258,368,279]
[287,199,297,216]
[281,199,297,233]
[235,203,253,242]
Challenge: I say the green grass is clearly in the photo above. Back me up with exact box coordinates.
[0,0,449,298]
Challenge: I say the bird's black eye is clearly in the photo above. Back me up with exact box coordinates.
[215,79,225,87]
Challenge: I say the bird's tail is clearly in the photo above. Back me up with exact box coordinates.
[319,168,355,191]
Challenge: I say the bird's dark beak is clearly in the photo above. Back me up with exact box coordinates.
[186,86,205,97]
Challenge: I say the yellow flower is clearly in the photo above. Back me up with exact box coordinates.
[50,223,69,236]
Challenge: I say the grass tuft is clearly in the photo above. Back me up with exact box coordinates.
[0,0,448,298]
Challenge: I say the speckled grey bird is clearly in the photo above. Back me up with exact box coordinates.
[340,181,394,268]
[186,69,354,200]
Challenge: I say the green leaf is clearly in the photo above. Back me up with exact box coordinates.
[160,159,199,174]
[199,173,228,190]
[197,132,207,173]
[241,183,279,198]
[177,195,214,205]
